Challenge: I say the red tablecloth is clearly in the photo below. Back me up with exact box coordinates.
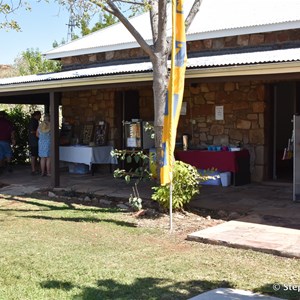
[175,149,250,173]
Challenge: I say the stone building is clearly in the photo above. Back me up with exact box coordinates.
[1,0,300,186]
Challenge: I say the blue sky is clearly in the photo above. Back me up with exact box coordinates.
[0,2,73,65]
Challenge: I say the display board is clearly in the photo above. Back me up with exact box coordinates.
[82,124,94,145]
[94,121,108,146]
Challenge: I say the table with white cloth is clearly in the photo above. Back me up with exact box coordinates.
[59,145,118,174]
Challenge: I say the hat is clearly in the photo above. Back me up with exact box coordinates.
[39,121,50,133]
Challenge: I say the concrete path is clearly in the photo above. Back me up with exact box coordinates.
[187,220,300,258]
[188,288,284,300]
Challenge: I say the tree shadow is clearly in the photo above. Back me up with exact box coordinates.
[255,282,300,299]
[40,280,75,291]
[0,195,121,214]
[39,277,233,300]
[20,215,136,227]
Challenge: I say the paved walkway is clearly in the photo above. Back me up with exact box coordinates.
[1,166,300,259]
[188,288,284,300]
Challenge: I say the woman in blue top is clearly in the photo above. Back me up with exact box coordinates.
[37,114,51,176]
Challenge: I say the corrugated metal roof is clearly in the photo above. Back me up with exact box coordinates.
[2,48,300,87]
[187,48,300,68]
[45,0,300,60]
[0,62,153,85]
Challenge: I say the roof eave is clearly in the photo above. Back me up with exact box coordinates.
[187,61,300,78]
[1,61,300,94]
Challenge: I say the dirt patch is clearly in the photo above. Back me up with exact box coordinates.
[129,209,225,236]
[33,188,228,238]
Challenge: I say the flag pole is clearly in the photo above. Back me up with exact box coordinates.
[168,0,176,233]
[169,170,173,232]
[160,0,187,232]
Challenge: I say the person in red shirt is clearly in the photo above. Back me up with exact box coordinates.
[0,111,16,172]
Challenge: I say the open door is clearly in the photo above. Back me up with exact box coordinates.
[272,82,297,182]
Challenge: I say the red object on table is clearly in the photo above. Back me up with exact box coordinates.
[175,149,250,173]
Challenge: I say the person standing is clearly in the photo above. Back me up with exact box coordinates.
[0,111,16,173]
[28,111,41,175]
[37,114,51,176]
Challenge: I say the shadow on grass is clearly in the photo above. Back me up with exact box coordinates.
[40,280,75,291]
[255,282,300,299]
[40,277,233,300]
[20,215,137,227]
[0,195,121,214]
[1,195,76,210]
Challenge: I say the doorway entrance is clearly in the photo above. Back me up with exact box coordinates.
[114,90,140,150]
[271,82,300,181]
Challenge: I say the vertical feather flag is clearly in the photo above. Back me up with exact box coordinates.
[161,0,187,185]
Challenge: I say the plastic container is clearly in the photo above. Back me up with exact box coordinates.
[220,172,231,187]
[68,163,89,174]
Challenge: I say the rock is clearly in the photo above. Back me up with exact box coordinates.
[99,199,112,206]
[84,196,91,202]
[117,203,129,210]
[217,210,227,218]
[228,211,241,220]
[206,215,211,220]
[48,191,56,198]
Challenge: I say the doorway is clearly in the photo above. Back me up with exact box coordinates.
[114,90,140,171]
[114,90,140,150]
[272,82,299,181]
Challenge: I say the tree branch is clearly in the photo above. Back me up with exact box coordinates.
[112,0,146,5]
[100,0,155,59]
[155,0,168,54]
[185,0,202,31]
[148,0,158,46]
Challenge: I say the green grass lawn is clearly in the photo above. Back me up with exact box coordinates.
[0,193,299,300]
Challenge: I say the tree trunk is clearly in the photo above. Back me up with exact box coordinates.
[151,53,169,183]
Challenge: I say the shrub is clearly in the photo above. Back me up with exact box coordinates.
[151,160,201,210]
[6,106,31,164]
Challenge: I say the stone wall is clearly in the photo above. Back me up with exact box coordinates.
[177,81,267,182]
[60,81,267,182]
[61,29,300,68]
[61,86,154,146]
[188,29,300,53]
[61,89,116,144]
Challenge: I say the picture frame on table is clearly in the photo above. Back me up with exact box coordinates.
[81,124,94,145]
[94,121,108,146]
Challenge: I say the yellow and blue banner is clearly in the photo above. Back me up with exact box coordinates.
[160,0,187,185]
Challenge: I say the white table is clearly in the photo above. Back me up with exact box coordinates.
[59,145,118,174]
